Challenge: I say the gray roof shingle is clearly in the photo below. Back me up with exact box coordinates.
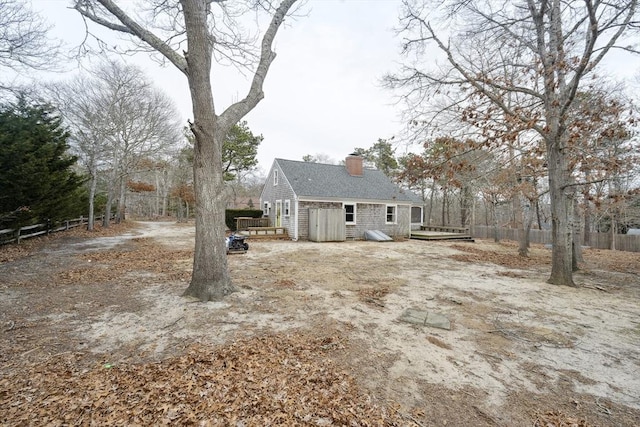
[275,158,419,203]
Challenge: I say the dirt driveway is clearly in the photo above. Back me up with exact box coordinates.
[1,221,639,426]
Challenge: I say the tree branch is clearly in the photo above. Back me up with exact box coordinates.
[74,0,188,74]
[425,22,545,136]
[219,0,297,127]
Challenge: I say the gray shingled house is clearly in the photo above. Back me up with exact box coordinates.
[260,154,423,241]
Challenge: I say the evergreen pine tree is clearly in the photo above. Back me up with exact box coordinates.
[0,98,85,228]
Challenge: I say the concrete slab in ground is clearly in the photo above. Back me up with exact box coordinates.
[399,308,451,330]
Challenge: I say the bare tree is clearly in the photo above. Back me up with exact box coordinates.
[52,60,182,229]
[0,0,60,93]
[95,62,181,224]
[389,0,639,286]
[50,76,110,231]
[73,0,299,300]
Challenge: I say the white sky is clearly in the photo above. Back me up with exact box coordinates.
[29,0,407,174]
[23,0,640,175]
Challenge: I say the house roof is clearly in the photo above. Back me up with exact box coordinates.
[275,158,420,203]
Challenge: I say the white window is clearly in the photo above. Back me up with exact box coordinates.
[344,203,356,224]
[263,201,270,217]
[386,205,397,224]
[284,199,290,217]
[273,169,279,185]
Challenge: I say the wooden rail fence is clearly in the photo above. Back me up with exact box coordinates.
[0,215,111,246]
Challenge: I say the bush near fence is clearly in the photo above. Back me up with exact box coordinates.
[472,225,640,253]
[0,215,112,245]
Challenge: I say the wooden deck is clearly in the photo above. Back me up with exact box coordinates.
[411,225,474,242]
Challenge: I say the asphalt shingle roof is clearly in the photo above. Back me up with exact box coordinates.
[275,158,419,203]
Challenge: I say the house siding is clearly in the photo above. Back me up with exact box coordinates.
[295,201,411,241]
[260,162,297,237]
[348,203,412,239]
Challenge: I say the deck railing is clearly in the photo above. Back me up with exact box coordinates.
[235,216,270,230]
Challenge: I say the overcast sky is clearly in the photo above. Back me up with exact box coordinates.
[25,0,640,175]
[29,0,407,174]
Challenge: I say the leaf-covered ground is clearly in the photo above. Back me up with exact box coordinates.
[2,332,406,426]
[1,221,639,426]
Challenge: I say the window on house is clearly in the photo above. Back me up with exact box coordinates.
[284,199,290,217]
[273,170,279,185]
[386,205,397,224]
[263,202,270,217]
[344,203,356,224]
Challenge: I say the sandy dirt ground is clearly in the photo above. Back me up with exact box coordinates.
[1,221,639,426]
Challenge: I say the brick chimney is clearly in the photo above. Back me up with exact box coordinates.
[345,153,363,177]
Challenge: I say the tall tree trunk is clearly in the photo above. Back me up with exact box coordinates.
[426,179,436,225]
[546,143,575,286]
[161,169,168,217]
[460,186,471,227]
[572,197,583,268]
[583,195,591,246]
[103,188,114,228]
[492,201,500,243]
[511,192,521,228]
[583,173,592,246]
[177,198,185,222]
[446,190,451,225]
[154,170,160,217]
[87,165,98,231]
[441,187,446,226]
[610,212,617,251]
[460,187,466,227]
[117,175,127,223]
[535,199,543,230]
[485,200,490,227]
[518,199,534,257]
[181,0,234,301]
[470,196,476,235]
[543,0,576,287]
